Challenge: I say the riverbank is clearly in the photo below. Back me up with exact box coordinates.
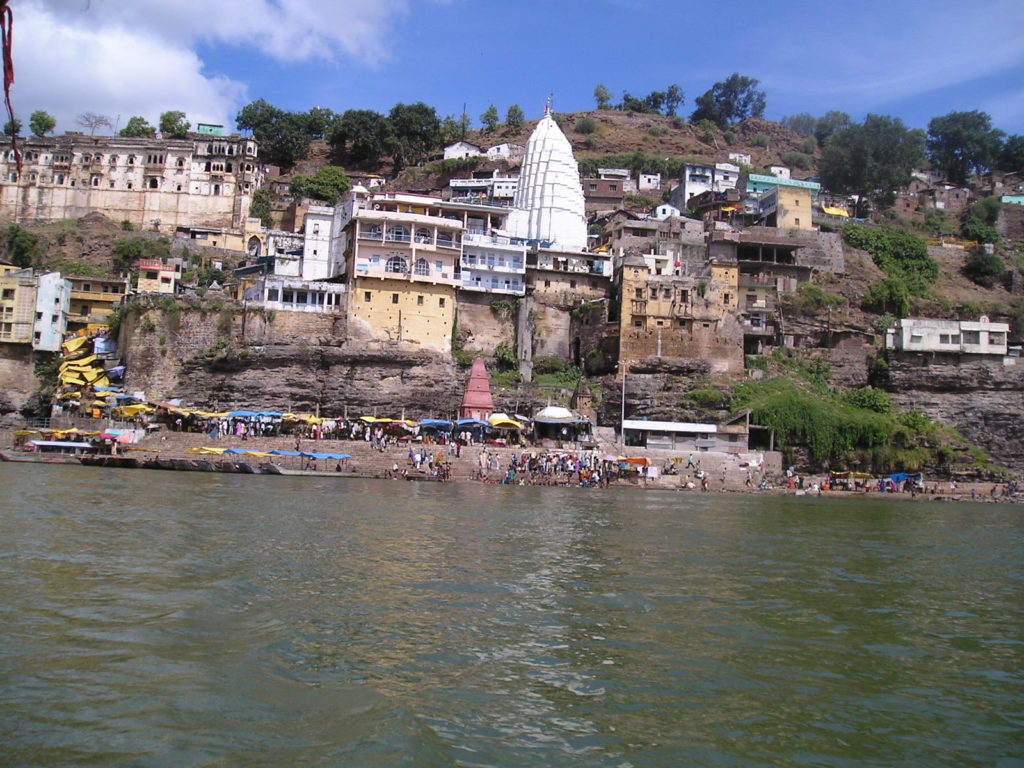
[3,424,1021,503]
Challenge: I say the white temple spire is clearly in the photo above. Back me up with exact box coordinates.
[506,109,587,252]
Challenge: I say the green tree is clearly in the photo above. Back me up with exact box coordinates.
[927,110,1004,185]
[594,84,612,110]
[119,115,156,138]
[159,110,190,138]
[690,73,766,129]
[863,277,912,317]
[820,114,925,217]
[303,106,336,140]
[962,250,1005,287]
[289,165,351,203]
[781,113,816,137]
[248,188,274,228]
[814,110,851,147]
[236,100,313,168]
[330,109,392,167]
[2,224,40,267]
[3,119,21,136]
[388,102,441,169]
[664,84,683,117]
[28,110,56,137]
[1000,135,1024,174]
[236,98,283,136]
[505,104,525,132]
[480,104,499,133]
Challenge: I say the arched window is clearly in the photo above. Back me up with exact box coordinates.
[415,227,431,243]
[436,230,453,246]
[365,224,382,240]
[109,155,118,166]
[148,177,158,189]
[387,225,409,242]
[385,255,407,274]
[414,258,429,276]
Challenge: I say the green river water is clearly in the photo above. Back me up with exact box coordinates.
[0,463,1021,767]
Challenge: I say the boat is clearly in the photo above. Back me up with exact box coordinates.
[1,448,83,464]
[1,439,100,464]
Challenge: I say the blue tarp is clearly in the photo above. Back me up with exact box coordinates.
[268,450,302,457]
[420,419,453,429]
[257,412,283,418]
[300,451,353,461]
[456,419,490,428]
[228,410,258,418]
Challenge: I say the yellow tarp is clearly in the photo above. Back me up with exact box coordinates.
[60,354,97,370]
[821,205,850,217]
[489,417,524,430]
[60,374,87,386]
[62,335,89,353]
[187,446,228,455]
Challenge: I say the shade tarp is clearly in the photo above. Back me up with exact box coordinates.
[489,416,524,429]
[187,446,228,455]
[300,452,353,460]
[62,335,89,353]
[419,419,453,429]
[269,450,303,457]
[620,456,650,466]
[822,205,850,217]
[456,419,491,428]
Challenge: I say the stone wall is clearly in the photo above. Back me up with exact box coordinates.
[455,292,516,356]
[0,343,33,417]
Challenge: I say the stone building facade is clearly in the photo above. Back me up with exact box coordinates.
[0,133,261,233]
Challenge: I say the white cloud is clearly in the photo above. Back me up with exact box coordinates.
[13,0,410,135]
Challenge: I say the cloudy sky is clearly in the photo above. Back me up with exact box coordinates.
[16,0,1024,136]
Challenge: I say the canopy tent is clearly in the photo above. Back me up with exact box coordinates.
[300,451,353,461]
[531,405,592,442]
[419,419,454,430]
[488,413,524,430]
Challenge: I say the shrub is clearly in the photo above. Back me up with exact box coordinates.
[782,151,813,171]
[863,278,912,317]
[801,136,817,154]
[962,217,999,244]
[533,356,566,375]
[575,117,597,135]
[120,220,134,231]
[785,283,845,315]
[723,130,736,145]
[962,250,1005,288]
[751,133,769,148]
[688,387,726,409]
[584,136,597,150]
[671,116,684,129]
[842,387,892,414]
[648,125,662,137]
[843,223,937,295]
[494,340,517,370]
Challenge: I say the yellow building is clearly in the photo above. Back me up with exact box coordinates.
[340,192,463,351]
[759,186,814,230]
[66,275,129,332]
[349,278,454,350]
[136,258,180,294]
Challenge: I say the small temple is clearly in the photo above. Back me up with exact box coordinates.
[460,357,495,420]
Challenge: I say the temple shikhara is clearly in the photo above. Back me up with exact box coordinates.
[459,357,495,421]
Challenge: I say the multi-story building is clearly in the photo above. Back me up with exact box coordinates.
[757,186,814,230]
[336,191,464,351]
[0,266,71,351]
[0,132,261,233]
[136,258,181,294]
[744,173,821,199]
[66,275,129,333]
[459,231,526,296]
[669,163,740,211]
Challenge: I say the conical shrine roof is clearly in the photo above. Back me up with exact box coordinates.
[461,357,495,413]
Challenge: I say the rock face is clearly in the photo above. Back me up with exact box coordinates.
[594,357,713,428]
[884,353,1024,472]
[120,303,461,417]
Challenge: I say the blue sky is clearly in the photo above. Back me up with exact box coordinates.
[18,0,1024,137]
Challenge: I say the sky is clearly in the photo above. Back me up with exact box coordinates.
[14,0,1024,139]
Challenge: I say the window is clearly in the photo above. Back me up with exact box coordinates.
[364,291,371,302]
[439,297,446,308]
[417,295,424,306]
[391,293,399,304]
[989,332,1005,345]
[656,320,664,327]
[963,330,980,344]
[650,288,657,299]
[435,260,442,272]
[723,293,731,306]
[794,218,800,227]
[609,183,618,192]
[570,280,577,288]
[267,289,279,301]
[148,178,158,189]
[385,255,407,274]
[415,227,430,243]
[634,288,643,299]
[414,258,429,276]
[387,225,409,242]
[634,319,643,328]
[544,280,551,288]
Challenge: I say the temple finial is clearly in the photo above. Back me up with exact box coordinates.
[545,93,554,115]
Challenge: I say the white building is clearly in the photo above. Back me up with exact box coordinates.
[669,163,739,211]
[299,205,339,281]
[506,110,588,252]
[728,152,752,166]
[243,277,346,313]
[886,317,1010,356]
[768,165,791,179]
[652,203,681,220]
[638,173,661,191]
[486,143,524,161]
[443,141,483,160]
[460,231,527,296]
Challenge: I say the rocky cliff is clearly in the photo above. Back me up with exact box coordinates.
[883,353,1024,472]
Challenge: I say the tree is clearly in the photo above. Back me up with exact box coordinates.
[159,110,190,139]
[2,224,40,267]
[814,110,851,147]
[781,113,817,137]
[303,107,337,140]
[76,112,112,135]
[248,188,274,229]
[1000,135,1024,174]
[505,104,525,132]
[289,165,351,203]
[28,110,56,137]
[594,84,612,110]
[927,110,1004,185]
[3,119,21,136]
[962,250,1005,287]
[388,102,441,169]
[119,116,156,138]
[236,100,312,168]
[690,73,766,129]
[480,104,499,133]
[820,114,925,217]
[664,84,683,117]
[330,109,392,167]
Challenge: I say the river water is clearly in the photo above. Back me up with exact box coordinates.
[1,464,1021,767]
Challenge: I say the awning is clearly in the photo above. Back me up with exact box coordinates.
[420,419,453,429]
[821,205,849,217]
[300,451,353,461]
[456,419,491,428]
[489,416,524,429]
[62,335,89,353]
